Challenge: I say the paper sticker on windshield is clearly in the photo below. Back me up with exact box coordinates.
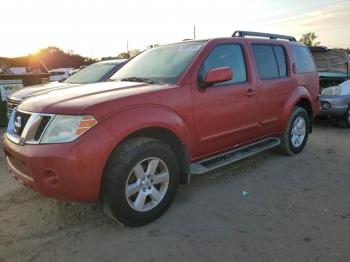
[179,44,202,52]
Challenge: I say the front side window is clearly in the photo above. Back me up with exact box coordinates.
[292,46,317,73]
[199,44,247,86]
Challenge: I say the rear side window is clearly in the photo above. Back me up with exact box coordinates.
[292,46,316,73]
[273,46,287,77]
[252,45,287,80]
[199,44,247,86]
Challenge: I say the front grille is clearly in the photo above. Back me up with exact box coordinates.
[34,116,51,140]
[7,110,53,145]
[7,98,21,117]
[14,111,31,136]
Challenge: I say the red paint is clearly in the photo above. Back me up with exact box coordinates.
[205,67,233,85]
[3,37,320,202]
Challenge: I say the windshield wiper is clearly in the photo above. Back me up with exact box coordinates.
[121,77,155,84]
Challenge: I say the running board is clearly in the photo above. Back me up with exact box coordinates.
[190,137,280,175]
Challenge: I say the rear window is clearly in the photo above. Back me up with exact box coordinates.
[292,46,316,73]
[252,45,287,80]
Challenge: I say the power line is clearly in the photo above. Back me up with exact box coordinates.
[295,24,350,35]
[253,0,349,23]
[322,37,350,44]
[259,6,350,26]
[327,42,350,47]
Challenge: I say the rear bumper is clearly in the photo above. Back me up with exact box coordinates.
[319,95,350,117]
[2,125,115,202]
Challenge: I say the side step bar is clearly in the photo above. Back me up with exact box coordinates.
[190,137,281,175]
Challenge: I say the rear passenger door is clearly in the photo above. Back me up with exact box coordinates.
[192,43,260,157]
[251,44,293,133]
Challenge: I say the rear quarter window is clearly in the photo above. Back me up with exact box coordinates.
[292,46,316,73]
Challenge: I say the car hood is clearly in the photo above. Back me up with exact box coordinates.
[9,82,78,101]
[319,71,349,78]
[312,49,350,75]
[18,81,176,117]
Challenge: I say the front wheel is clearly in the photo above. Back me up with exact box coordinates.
[278,107,310,156]
[101,137,179,227]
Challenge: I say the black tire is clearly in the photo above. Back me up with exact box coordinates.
[337,105,350,128]
[278,107,310,156]
[101,137,179,227]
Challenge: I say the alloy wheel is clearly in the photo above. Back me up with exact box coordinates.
[125,157,169,212]
[291,116,306,148]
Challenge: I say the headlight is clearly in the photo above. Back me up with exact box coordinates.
[321,86,341,96]
[41,115,97,144]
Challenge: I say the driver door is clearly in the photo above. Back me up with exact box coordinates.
[191,43,261,157]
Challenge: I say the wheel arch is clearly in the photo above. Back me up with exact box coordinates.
[123,127,191,184]
[295,98,313,132]
[99,106,194,194]
[280,86,314,132]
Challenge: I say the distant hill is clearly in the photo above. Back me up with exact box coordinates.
[0,47,96,72]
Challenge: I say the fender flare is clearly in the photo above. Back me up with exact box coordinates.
[99,104,194,158]
[279,86,313,130]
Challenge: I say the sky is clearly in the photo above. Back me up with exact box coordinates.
[1,0,350,58]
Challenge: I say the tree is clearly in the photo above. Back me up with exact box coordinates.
[100,56,117,61]
[116,49,141,59]
[147,43,160,48]
[116,52,131,59]
[299,32,321,47]
[35,47,97,69]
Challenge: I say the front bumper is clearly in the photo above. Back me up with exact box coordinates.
[319,95,350,117]
[2,124,115,202]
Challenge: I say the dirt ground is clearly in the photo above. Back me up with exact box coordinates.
[0,121,350,262]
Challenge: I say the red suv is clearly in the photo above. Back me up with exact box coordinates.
[3,31,319,226]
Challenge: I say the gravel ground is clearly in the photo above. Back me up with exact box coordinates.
[0,121,350,262]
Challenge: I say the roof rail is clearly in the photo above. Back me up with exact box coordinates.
[232,31,296,41]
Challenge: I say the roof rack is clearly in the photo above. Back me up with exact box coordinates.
[232,31,296,41]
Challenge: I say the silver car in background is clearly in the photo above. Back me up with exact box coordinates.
[310,47,350,127]
[7,59,127,117]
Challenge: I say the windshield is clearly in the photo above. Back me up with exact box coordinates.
[65,62,119,84]
[110,41,205,84]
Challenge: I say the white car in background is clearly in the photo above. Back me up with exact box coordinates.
[49,68,74,82]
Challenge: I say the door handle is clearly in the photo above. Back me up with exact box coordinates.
[245,89,257,97]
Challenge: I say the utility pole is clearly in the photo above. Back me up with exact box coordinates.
[193,25,196,40]
[127,40,129,53]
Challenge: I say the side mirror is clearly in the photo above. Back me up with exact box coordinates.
[204,67,233,86]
